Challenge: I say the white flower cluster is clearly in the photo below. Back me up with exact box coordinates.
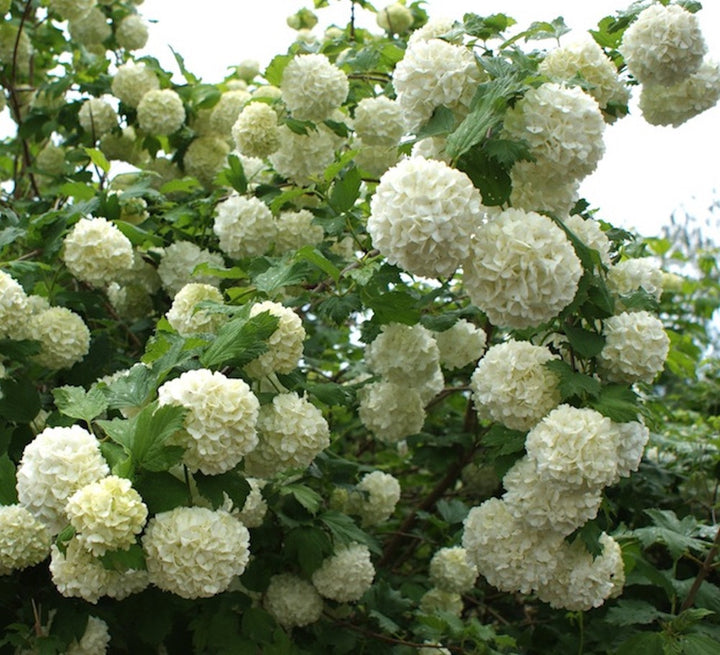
[377,3,413,33]
[65,475,148,556]
[358,380,425,443]
[539,36,629,114]
[428,547,478,593]
[235,477,268,527]
[157,240,224,296]
[368,157,485,278]
[504,83,605,184]
[28,306,91,370]
[614,420,650,482]
[111,62,160,108]
[312,543,375,602]
[639,59,720,127]
[184,135,231,188]
[244,301,305,378]
[353,139,400,177]
[158,369,260,475]
[62,216,134,287]
[213,194,276,259]
[353,470,401,526]
[564,213,612,266]
[464,209,582,328]
[470,340,561,431]
[281,53,349,122]
[598,310,670,384]
[393,39,483,130]
[143,507,250,599]
[0,270,29,339]
[509,161,580,216]
[419,588,464,616]
[264,573,324,628]
[269,125,337,185]
[47,0,94,21]
[608,257,664,302]
[274,209,324,254]
[66,616,110,655]
[434,319,487,370]
[116,14,148,51]
[137,89,186,135]
[17,425,110,534]
[69,8,111,46]
[408,17,457,45]
[232,102,280,158]
[210,89,251,136]
[353,96,405,146]
[0,504,51,574]
[78,98,117,138]
[166,283,226,336]
[244,392,329,477]
[621,4,706,87]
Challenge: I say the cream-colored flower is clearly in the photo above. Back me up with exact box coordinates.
[166,282,226,336]
[157,240,224,296]
[66,616,110,655]
[244,301,305,378]
[353,96,405,146]
[0,270,29,340]
[116,14,149,50]
[0,504,51,574]
[213,194,276,259]
[419,588,463,616]
[434,319,487,371]
[510,160,580,216]
[78,98,117,138]
[232,101,280,158]
[613,420,650,482]
[564,213,612,267]
[357,380,425,443]
[264,573,323,628]
[46,0,94,21]
[269,125,337,185]
[429,547,478,593]
[608,257,664,302]
[69,7,111,45]
[210,89,252,137]
[281,53,349,122]
[377,3,413,33]
[29,306,90,370]
[274,209,324,254]
[354,139,400,177]
[111,62,160,108]
[137,89,186,135]
[312,543,375,602]
[353,470,401,527]
[183,134,230,187]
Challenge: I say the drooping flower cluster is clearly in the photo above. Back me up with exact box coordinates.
[213,194,276,259]
[78,98,117,137]
[0,270,29,339]
[608,257,664,302]
[116,14,149,50]
[433,319,487,370]
[137,89,186,135]
[27,306,91,370]
[280,53,349,122]
[311,543,375,602]
[166,283,226,336]
[428,547,478,594]
[66,616,111,655]
[0,504,52,574]
[111,62,160,107]
[274,209,325,254]
[157,240,224,296]
[232,101,280,158]
[353,96,405,146]
[353,470,401,527]
[357,380,425,443]
[264,573,324,628]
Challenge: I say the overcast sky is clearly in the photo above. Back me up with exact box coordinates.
[141,1,720,237]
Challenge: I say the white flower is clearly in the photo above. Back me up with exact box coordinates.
[65,475,148,557]
[100,126,143,163]
[78,98,117,138]
[36,142,67,175]
[116,14,148,51]
[502,456,604,536]
[0,270,29,339]
[354,470,401,527]
[393,39,483,131]
[236,59,260,82]
[535,533,624,611]
[510,160,580,216]
[269,125,337,185]
[264,573,324,628]
[621,4,706,87]
[143,507,250,599]
[429,547,478,593]
[366,322,440,384]
[411,135,450,163]
[368,157,485,278]
[353,96,405,146]
[640,59,720,127]
[137,89,186,135]
[166,283,226,336]
[69,7,111,45]
[312,543,375,602]
[354,139,400,177]
[377,3,413,33]
[598,311,670,384]
[232,102,280,158]
[62,216,134,287]
[66,616,110,655]
[564,214,612,267]
[419,588,463,616]
[539,36,630,113]
[358,380,425,443]
[274,209,324,254]
[243,392,329,478]
[47,0,94,21]
[183,135,230,188]
[111,62,160,108]
[470,340,561,431]
[408,17,457,45]
[525,405,620,488]
[462,498,564,594]
[210,89,252,137]
[503,83,605,183]
[17,425,109,534]
[463,209,583,329]
[281,53,349,122]
[157,240,224,296]
[158,369,260,475]
[213,194,276,259]
[434,319,487,370]
[244,301,305,378]
[235,477,268,528]
[608,257,664,302]
[0,505,51,574]
[614,420,650,482]
[28,306,90,370]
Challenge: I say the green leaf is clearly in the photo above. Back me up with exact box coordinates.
[329,165,362,213]
[482,423,527,456]
[605,599,668,626]
[295,245,340,282]
[55,524,76,556]
[53,385,108,425]
[132,402,187,472]
[0,338,39,360]
[285,526,333,575]
[0,376,41,423]
[616,632,665,655]
[83,147,110,174]
[59,181,97,201]
[0,454,18,505]
[221,154,247,194]
[463,13,517,40]
[171,46,199,84]
[680,633,720,655]
[564,323,606,358]
[524,17,571,42]
[436,498,469,525]
[264,55,293,86]
[200,309,279,369]
[633,509,709,561]
[99,543,146,571]
[195,471,251,510]
[253,258,314,292]
[283,483,323,515]
[321,510,380,554]
[135,471,189,514]
[590,385,640,422]
[307,382,353,407]
[456,145,512,206]
[114,220,164,247]
[415,105,456,141]
[364,289,421,326]
[544,360,602,401]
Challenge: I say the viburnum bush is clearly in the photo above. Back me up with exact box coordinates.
[0,0,719,653]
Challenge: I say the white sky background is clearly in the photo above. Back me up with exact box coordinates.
[142,1,718,237]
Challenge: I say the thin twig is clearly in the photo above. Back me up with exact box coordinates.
[679,523,720,612]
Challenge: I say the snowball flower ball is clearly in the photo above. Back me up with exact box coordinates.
[62,216,133,287]
[312,543,375,602]
[47,0,94,21]
[464,209,582,328]
[66,616,110,655]
[281,53,349,122]
[564,213,612,266]
[166,282,226,337]
[614,420,650,482]
[65,475,148,556]
[17,425,109,535]
[368,157,485,278]
[158,368,260,475]
[354,139,400,177]
[393,38,483,130]
[504,83,605,183]
[269,125,337,185]
[434,319,487,370]
[429,547,478,594]
[111,62,160,108]
[116,14,149,51]
[525,404,620,488]
[78,98,118,138]
[69,8,111,45]
[244,301,305,378]
[639,59,720,127]
[274,209,324,254]
[0,270,29,339]
[137,89,186,135]
[143,507,250,599]
[36,142,66,174]
[235,477,268,528]
[377,3,413,33]
[366,321,441,384]
[353,96,405,146]
[29,306,90,370]
[183,135,230,188]
[209,89,252,136]
[470,340,561,432]
[244,392,329,477]
[0,504,51,574]
[621,4,706,87]
[598,310,670,384]
[157,240,224,296]
[232,101,280,158]
[354,470,401,526]
[358,380,425,443]
[213,194,276,259]
[608,257,664,302]
[264,573,324,628]
[419,588,464,616]
[509,160,580,216]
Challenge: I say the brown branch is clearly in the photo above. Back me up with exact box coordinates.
[679,523,720,613]
[332,618,462,653]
